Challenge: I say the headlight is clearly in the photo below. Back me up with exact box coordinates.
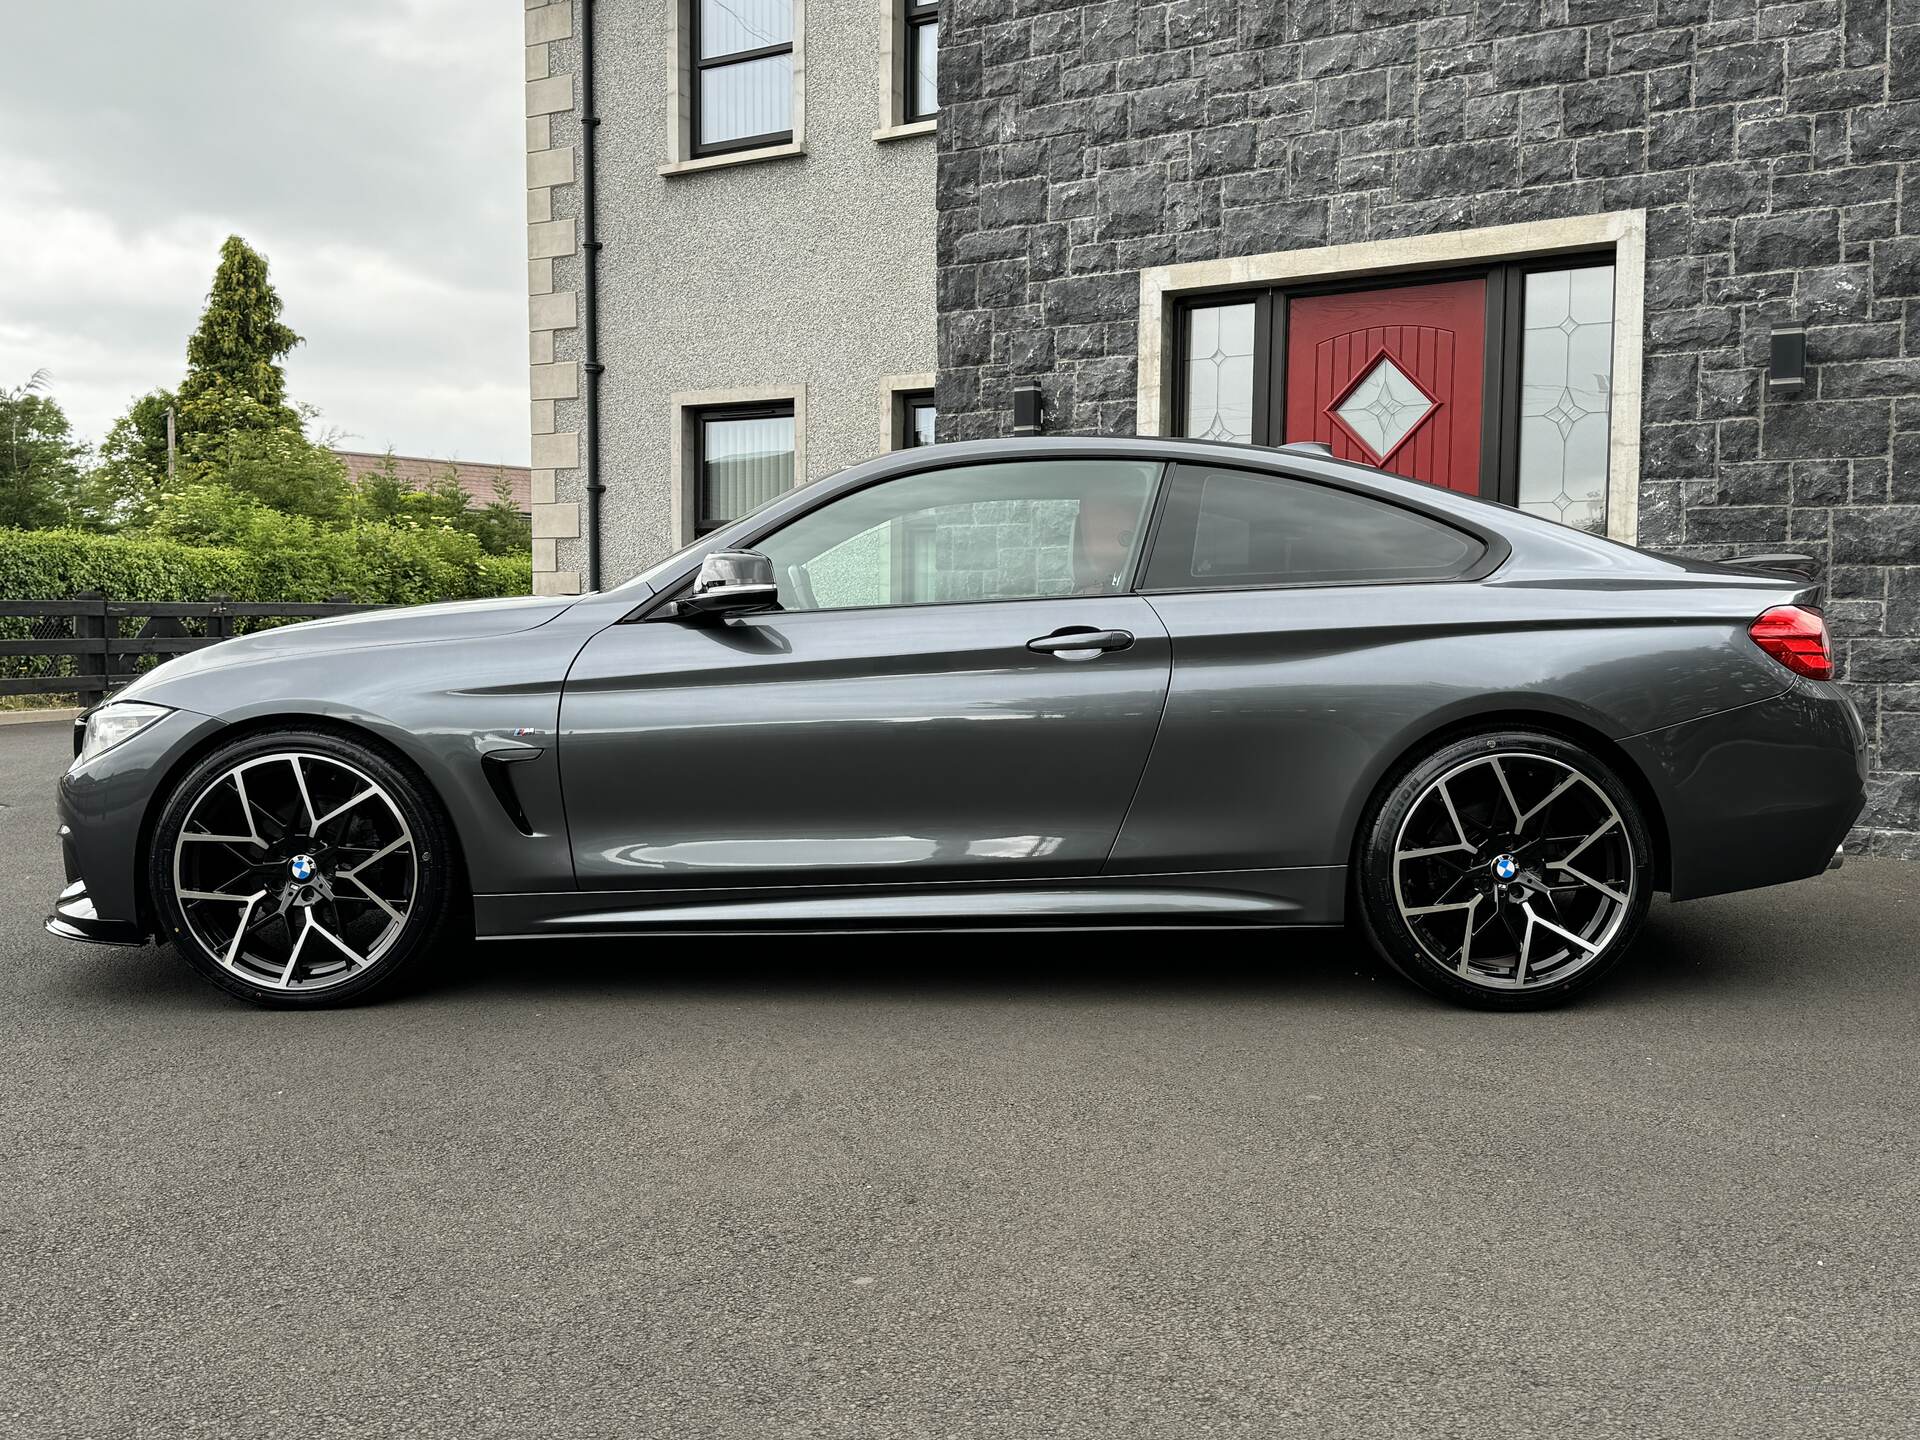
[75,701,172,766]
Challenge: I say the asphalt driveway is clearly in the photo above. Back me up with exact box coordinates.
[1,717,1915,1438]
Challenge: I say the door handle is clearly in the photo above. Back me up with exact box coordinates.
[1027,627,1134,659]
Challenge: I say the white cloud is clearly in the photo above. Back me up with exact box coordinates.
[0,3,529,465]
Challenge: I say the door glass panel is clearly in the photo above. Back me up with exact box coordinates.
[1142,465,1484,589]
[699,412,794,532]
[1182,303,1256,442]
[756,460,1160,611]
[1518,265,1614,534]
[699,53,794,146]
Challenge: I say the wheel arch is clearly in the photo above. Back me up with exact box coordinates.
[133,712,472,936]
[1344,707,1673,892]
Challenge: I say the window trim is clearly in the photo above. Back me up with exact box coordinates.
[668,0,807,170]
[670,385,806,545]
[902,0,938,122]
[1140,211,1647,546]
[689,0,796,157]
[894,389,936,450]
[875,0,939,137]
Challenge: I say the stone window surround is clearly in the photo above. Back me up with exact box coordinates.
[669,385,809,546]
[880,371,936,449]
[661,0,809,177]
[873,0,936,142]
[1137,211,1648,547]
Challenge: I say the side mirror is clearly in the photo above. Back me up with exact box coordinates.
[679,549,779,618]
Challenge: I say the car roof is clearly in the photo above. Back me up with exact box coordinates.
[818,434,1500,530]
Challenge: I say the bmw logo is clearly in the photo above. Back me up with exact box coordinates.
[1492,854,1518,882]
[289,854,316,883]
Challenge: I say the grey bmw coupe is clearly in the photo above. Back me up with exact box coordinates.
[50,437,1864,1008]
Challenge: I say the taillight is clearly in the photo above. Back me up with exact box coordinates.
[1748,605,1833,681]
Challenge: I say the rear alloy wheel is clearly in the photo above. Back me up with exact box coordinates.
[149,729,455,1006]
[1356,730,1652,1008]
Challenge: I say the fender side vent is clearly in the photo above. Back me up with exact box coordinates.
[481,753,536,836]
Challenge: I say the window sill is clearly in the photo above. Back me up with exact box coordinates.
[872,118,937,143]
[659,141,806,177]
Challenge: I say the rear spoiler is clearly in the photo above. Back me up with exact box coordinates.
[1723,551,1823,607]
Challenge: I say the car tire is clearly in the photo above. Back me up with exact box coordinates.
[1355,728,1653,1009]
[148,727,458,1008]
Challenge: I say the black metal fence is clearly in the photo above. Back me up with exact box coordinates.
[0,594,382,699]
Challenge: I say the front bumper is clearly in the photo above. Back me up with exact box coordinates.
[53,705,224,937]
[47,875,147,947]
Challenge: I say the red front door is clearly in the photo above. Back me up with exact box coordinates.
[1284,277,1486,494]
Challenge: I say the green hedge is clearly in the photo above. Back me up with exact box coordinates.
[0,527,531,606]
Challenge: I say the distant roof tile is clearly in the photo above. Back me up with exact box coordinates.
[333,450,532,516]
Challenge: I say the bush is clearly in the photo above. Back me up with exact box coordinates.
[0,526,531,606]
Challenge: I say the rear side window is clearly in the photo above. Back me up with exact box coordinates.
[1142,463,1485,590]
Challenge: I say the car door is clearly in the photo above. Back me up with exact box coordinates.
[1111,459,1495,876]
[558,457,1171,892]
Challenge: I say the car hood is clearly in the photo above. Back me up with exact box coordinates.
[114,593,578,701]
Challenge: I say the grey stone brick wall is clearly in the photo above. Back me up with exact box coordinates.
[934,0,1920,854]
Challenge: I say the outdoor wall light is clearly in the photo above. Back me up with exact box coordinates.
[1768,323,1807,395]
[1012,381,1044,435]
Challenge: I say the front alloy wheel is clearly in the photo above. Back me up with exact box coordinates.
[1357,730,1652,1007]
[150,729,454,1006]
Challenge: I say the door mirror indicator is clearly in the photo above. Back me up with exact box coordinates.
[680,549,779,618]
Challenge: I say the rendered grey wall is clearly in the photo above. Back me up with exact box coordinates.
[558,0,937,585]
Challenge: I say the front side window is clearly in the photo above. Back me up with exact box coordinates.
[904,1,939,120]
[693,0,794,154]
[754,460,1159,612]
[1143,463,1484,590]
[696,404,794,536]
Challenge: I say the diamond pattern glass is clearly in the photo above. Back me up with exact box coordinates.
[1182,303,1256,443]
[1333,356,1434,459]
[1517,265,1614,534]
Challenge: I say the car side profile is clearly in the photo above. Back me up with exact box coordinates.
[50,436,1865,1008]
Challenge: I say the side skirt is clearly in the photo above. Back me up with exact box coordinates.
[474,866,1348,938]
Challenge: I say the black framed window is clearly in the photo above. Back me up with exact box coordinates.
[1173,255,1616,534]
[1142,463,1486,592]
[894,390,936,449]
[904,1,938,121]
[694,402,795,536]
[691,0,794,156]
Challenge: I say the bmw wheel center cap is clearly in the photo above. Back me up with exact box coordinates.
[1492,854,1518,882]
[289,854,317,883]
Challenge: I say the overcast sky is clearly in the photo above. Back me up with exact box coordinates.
[0,1,529,466]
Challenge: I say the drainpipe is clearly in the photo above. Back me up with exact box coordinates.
[579,0,605,590]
